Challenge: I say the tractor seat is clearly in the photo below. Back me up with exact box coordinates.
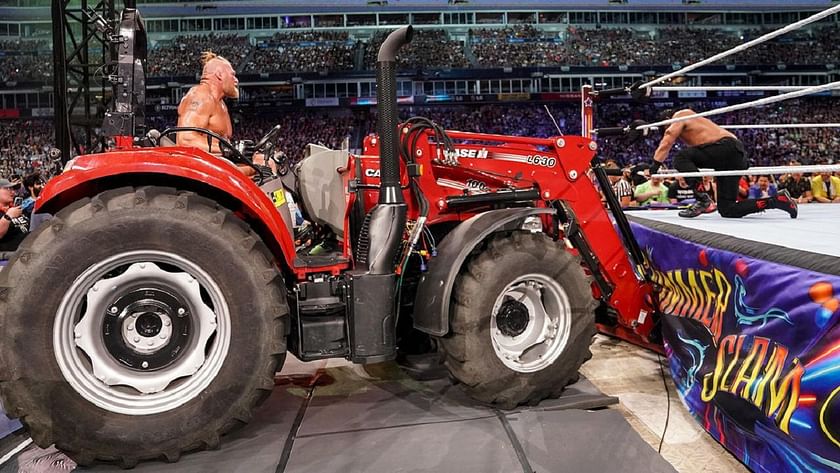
[296,144,349,239]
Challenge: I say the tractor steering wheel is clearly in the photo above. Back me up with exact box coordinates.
[159,126,262,173]
[254,125,282,152]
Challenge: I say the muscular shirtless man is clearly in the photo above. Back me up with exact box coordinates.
[651,109,797,219]
[177,51,256,176]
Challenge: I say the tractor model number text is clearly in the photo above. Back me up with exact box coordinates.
[527,155,556,168]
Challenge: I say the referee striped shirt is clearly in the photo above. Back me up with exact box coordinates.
[612,179,634,201]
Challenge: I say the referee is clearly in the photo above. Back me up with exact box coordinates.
[606,160,633,207]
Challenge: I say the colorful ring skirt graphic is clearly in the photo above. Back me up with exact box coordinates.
[635,225,840,473]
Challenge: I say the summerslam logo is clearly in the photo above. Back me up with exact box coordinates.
[701,334,802,434]
[651,268,731,342]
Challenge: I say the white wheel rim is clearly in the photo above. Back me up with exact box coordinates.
[490,273,572,373]
[54,250,231,416]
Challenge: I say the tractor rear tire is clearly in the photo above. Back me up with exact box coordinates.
[0,187,288,468]
[440,232,596,409]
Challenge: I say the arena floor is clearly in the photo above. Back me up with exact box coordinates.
[1,336,746,473]
[581,336,748,473]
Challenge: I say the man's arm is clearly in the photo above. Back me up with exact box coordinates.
[653,118,686,164]
[633,183,657,203]
[176,92,221,154]
[0,207,22,239]
[0,216,10,239]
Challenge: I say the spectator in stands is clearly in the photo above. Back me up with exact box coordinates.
[668,177,695,204]
[0,178,28,252]
[778,160,812,203]
[811,171,840,203]
[634,173,669,205]
[21,172,43,218]
[748,175,777,199]
[700,176,717,202]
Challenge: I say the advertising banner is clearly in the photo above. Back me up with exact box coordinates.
[0,108,20,119]
[305,97,339,107]
[632,223,840,472]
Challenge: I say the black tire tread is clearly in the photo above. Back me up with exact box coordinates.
[440,231,597,409]
[0,186,288,468]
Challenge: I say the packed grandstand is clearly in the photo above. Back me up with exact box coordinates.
[1,4,839,205]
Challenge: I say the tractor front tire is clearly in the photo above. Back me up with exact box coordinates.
[0,187,288,468]
[440,232,596,409]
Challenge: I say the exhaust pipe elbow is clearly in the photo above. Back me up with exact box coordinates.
[377,26,413,63]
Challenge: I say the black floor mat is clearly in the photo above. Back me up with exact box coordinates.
[1,364,671,473]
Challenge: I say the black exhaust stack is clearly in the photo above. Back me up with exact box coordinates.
[361,25,412,275]
[346,26,413,364]
[375,25,412,206]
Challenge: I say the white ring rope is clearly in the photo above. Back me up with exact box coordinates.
[722,123,840,129]
[651,164,840,179]
[639,3,840,89]
[0,438,33,467]
[637,80,840,131]
[652,86,813,92]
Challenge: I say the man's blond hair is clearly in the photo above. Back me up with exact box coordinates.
[200,50,219,66]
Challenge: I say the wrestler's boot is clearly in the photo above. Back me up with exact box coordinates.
[771,189,798,219]
[678,191,716,218]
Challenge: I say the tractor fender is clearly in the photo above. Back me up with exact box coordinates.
[413,207,556,337]
[36,147,298,271]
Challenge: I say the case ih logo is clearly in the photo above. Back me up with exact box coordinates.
[443,148,489,160]
[365,168,380,178]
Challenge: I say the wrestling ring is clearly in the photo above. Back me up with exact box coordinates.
[580,4,840,471]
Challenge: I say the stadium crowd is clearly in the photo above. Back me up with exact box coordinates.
[6,24,840,80]
[146,34,252,77]
[363,29,469,70]
[242,31,356,73]
[2,99,839,252]
[0,39,51,83]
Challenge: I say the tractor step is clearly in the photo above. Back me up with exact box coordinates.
[289,273,399,364]
[294,254,350,268]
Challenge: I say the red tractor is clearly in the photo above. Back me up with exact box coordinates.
[0,21,658,467]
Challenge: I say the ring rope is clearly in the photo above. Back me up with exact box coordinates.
[722,123,840,129]
[651,164,840,179]
[652,86,813,92]
[639,3,840,89]
[637,80,840,131]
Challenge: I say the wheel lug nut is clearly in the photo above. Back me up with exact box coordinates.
[148,340,154,346]
[134,337,140,343]
[141,361,149,369]
[109,306,118,314]
[164,320,171,327]
[177,308,186,317]
[160,334,167,339]
[128,326,134,331]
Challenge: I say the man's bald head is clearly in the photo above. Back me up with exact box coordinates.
[200,51,239,99]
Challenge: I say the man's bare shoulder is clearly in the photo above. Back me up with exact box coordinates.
[179,86,217,116]
[183,83,213,99]
[674,109,697,117]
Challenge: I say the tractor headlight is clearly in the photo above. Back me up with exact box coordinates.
[521,216,543,233]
